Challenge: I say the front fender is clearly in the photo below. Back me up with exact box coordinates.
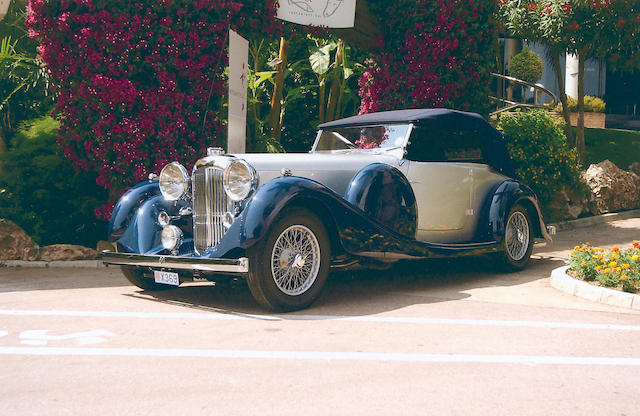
[108,180,192,254]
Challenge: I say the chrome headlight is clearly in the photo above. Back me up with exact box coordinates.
[159,162,190,201]
[161,225,183,251]
[223,160,257,201]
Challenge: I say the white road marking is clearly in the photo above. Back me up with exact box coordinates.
[0,346,639,366]
[19,329,116,346]
[1,309,639,331]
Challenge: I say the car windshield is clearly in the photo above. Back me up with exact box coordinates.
[314,124,411,151]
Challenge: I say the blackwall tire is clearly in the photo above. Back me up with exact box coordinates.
[120,266,175,291]
[246,208,331,312]
[497,204,534,271]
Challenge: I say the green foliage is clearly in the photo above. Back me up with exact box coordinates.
[508,48,544,83]
[497,110,583,207]
[0,1,52,134]
[553,96,606,113]
[0,116,108,247]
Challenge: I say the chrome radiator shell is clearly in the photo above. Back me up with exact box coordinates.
[192,164,232,254]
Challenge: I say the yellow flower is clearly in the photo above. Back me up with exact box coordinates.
[601,258,607,263]
[595,266,602,271]
[621,275,628,281]
[609,261,618,268]
[622,264,630,270]
[571,250,575,255]
[604,268,611,274]
[574,245,580,250]
[580,261,586,267]
[632,255,639,261]
[615,267,622,274]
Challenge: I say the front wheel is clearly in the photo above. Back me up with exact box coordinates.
[246,208,331,311]
[497,204,534,271]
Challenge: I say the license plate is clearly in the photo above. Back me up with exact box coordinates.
[153,271,180,286]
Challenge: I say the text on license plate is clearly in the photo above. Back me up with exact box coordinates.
[153,271,179,286]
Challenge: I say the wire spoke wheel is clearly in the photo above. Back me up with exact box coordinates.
[505,211,530,261]
[271,225,321,296]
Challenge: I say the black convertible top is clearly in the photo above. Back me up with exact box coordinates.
[318,108,515,177]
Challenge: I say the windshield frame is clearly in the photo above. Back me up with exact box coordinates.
[311,123,414,153]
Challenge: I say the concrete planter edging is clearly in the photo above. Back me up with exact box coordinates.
[551,265,640,311]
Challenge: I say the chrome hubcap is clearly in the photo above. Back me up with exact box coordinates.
[271,225,321,296]
[505,211,530,261]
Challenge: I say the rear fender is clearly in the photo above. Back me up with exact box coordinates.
[477,181,551,243]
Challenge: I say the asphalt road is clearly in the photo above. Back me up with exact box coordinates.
[1,218,639,415]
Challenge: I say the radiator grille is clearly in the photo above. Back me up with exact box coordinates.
[192,166,231,254]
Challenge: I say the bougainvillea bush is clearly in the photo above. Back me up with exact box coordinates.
[360,0,497,116]
[27,0,279,218]
[569,242,640,293]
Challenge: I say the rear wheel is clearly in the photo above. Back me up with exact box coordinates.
[497,204,534,271]
[246,208,330,311]
[120,266,176,291]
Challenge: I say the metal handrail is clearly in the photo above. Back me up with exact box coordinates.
[489,72,558,116]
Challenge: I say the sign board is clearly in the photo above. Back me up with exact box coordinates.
[228,30,249,154]
[277,0,356,28]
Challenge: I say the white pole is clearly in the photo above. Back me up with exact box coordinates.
[0,0,10,21]
[565,53,579,99]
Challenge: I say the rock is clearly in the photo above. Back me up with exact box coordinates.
[544,186,596,221]
[96,240,115,252]
[582,160,640,214]
[39,244,99,261]
[0,219,40,260]
[629,162,640,177]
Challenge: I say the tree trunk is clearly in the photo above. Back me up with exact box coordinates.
[269,37,289,143]
[318,79,326,124]
[325,39,344,122]
[552,51,574,147]
[576,51,586,166]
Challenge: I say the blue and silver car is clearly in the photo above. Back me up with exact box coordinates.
[102,109,554,311]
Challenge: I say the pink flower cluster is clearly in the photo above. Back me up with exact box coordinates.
[359,0,496,116]
[27,0,280,218]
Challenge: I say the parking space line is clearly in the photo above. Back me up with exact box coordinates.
[1,309,639,331]
[1,346,639,366]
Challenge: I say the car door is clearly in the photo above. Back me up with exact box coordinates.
[405,125,486,243]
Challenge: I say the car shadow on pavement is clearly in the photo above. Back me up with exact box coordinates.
[131,217,640,316]
[133,253,566,317]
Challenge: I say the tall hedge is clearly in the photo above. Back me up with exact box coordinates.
[27,0,279,218]
[360,0,497,116]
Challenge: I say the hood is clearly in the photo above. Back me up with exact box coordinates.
[231,151,403,196]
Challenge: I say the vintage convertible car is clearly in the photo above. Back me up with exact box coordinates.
[102,109,554,311]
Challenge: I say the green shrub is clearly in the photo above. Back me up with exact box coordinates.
[508,48,544,83]
[497,110,584,209]
[553,96,606,113]
[0,116,108,247]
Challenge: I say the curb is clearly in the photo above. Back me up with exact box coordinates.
[550,208,640,232]
[0,260,105,269]
[550,266,640,311]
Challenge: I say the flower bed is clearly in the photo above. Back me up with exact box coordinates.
[568,242,640,293]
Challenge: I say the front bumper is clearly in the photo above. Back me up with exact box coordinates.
[101,251,249,274]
